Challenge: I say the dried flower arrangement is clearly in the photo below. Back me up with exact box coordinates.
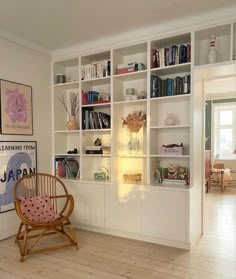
[122,110,146,132]
[58,92,79,117]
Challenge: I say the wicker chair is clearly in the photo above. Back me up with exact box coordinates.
[14,173,79,262]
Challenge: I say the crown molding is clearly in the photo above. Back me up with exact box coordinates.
[0,28,52,57]
[52,5,236,60]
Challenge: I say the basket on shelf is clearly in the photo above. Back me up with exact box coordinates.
[123,173,142,183]
[161,146,184,155]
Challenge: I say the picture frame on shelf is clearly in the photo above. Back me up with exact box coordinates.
[0,141,37,213]
[0,79,33,135]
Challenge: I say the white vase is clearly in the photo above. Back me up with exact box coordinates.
[208,35,217,64]
[128,132,139,154]
[165,113,176,126]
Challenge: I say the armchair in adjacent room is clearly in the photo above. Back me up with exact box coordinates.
[209,163,232,192]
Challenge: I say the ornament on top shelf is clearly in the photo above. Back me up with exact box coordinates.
[207,35,217,64]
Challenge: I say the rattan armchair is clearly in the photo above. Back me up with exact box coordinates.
[14,173,79,262]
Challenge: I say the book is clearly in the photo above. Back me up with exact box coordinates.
[116,67,135,75]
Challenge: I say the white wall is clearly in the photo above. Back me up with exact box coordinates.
[0,38,52,240]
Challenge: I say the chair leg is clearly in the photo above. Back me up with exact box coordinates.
[20,225,29,262]
[67,222,79,249]
[15,222,23,244]
[220,171,224,193]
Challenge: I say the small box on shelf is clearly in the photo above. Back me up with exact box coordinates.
[161,143,184,156]
[123,172,142,183]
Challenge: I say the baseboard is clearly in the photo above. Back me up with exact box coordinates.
[74,224,191,250]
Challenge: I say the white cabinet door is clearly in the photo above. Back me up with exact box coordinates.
[105,184,142,234]
[66,182,105,228]
[65,182,80,226]
[141,187,188,242]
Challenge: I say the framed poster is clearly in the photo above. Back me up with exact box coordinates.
[0,141,37,213]
[0,79,33,135]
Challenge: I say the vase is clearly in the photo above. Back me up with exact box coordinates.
[67,115,79,130]
[128,132,139,154]
[208,35,217,64]
[165,113,176,126]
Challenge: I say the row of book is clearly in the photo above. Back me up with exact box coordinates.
[85,145,111,155]
[150,74,190,98]
[151,44,191,68]
[82,91,110,105]
[82,108,111,130]
[55,158,80,179]
[81,60,110,80]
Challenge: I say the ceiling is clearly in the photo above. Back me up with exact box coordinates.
[0,0,236,53]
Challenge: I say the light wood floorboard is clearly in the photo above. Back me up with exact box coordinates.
[0,187,235,279]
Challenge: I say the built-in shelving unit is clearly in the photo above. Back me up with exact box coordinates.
[52,18,236,250]
[52,20,236,186]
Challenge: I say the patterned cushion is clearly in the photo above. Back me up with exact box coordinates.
[18,195,60,223]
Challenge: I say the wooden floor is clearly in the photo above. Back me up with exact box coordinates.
[0,187,235,279]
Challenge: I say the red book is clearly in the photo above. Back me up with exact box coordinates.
[116,67,135,75]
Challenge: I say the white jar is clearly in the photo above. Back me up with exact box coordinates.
[165,113,176,126]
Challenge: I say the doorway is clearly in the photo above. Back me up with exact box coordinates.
[202,74,236,252]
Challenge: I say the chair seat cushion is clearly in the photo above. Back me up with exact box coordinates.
[18,195,60,223]
[211,168,232,182]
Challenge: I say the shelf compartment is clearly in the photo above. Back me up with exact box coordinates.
[81,51,110,81]
[53,87,80,131]
[81,156,111,181]
[150,157,190,186]
[150,98,190,127]
[81,79,111,106]
[113,71,147,102]
[150,128,190,156]
[113,156,147,184]
[53,58,79,84]
[113,43,147,76]
[194,23,231,66]
[150,33,191,70]
[54,133,80,155]
[113,102,147,155]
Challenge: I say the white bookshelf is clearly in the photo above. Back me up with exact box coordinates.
[52,19,236,249]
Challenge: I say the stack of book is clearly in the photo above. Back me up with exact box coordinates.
[151,44,191,68]
[81,60,110,80]
[150,74,190,98]
[85,146,103,154]
[116,62,145,75]
[82,108,110,130]
[55,158,80,179]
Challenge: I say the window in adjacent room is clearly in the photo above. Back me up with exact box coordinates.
[213,103,236,160]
